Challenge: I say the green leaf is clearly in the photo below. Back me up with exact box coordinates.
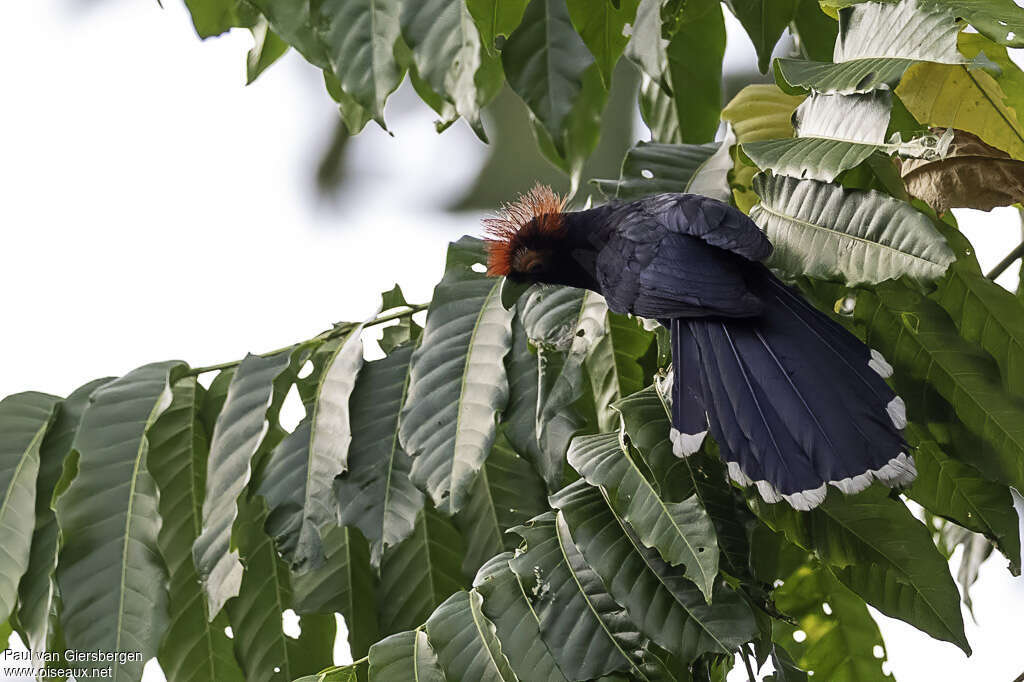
[194,351,293,617]
[247,18,290,84]
[522,285,607,352]
[226,497,333,682]
[586,312,653,431]
[567,433,719,600]
[753,487,970,654]
[772,565,890,682]
[503,0,597,158]
[260,325,364,572]
[790,0,838,62]
[248,0,330,68]
[625,0,670,85]
[400,238,513,515]
[750,173,956,286]
[316,0,406,127]
[613,386,756,583]
[934,259,1024,397]
[503,317,557,488]
[765,643,809,681]
[896,60,1024,159]
[723,0,798,73]
[853,280,1024,492]
[775,58,915,95]
[467,0,530,54]
[552,481,759,661]
[567,0,640,87]
[639,75,683,143]
[473,553,570,682]
[904,424,1021,574]
[509,512,646,679]
[378,507,468,635]
[827,0,1024,49]
[149,377,246,682]
[291,525,380,657]
[336,343,423,567]
[55,361,184,681]
[958,33,1024,128]
[0,392,59,624]
[183,0,251,38]
[666,0,726,143]
[425,590,518,681]
[15,380,107,656]
[592,138,735,201]
[721,84,805,143]
[400,0,500,138]
[454,430,550,576]
[368,627,446,681]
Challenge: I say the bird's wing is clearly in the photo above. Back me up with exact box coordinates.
[595,195,765,318]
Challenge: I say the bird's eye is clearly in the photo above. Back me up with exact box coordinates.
[526,260,544,273]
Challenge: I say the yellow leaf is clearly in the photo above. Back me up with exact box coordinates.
[896,61,1024,160]
[721,84,805,143]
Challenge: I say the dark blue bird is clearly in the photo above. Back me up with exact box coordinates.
[484,185,914,510]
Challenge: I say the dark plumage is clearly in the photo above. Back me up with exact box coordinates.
[484,186,914,510]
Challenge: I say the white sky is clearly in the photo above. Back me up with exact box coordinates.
[2,1,1023,681]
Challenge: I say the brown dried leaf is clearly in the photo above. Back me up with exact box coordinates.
[900,129,1024,214]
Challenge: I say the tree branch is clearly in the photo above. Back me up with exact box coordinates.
[741,644,758,682]
[986,240,1024,280]
[185,303,428,376]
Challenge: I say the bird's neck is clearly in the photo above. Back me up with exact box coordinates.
[546,205,616,291]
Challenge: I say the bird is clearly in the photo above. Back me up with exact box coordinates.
[483,183,915,511]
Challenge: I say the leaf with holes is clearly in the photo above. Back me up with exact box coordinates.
[750,173,955,286]
[567,433,719,600]
[509,512,646,679]
[592,136,735,202]
[473,553,570,682]
[400,237,513,515]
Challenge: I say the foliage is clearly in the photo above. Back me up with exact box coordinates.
[2,0,1024,680]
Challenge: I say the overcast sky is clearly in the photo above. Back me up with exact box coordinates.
[3,2,1023,681]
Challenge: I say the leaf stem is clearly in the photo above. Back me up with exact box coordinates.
[986,240,1024,280]
[741,644,757,682]
[185,303,428,376]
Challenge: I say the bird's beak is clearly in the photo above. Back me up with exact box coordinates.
[500,278,530,310]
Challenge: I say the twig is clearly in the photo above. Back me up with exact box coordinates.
[185,303,428,376]
[1012,670,1024,682]
[986,240,1024,280]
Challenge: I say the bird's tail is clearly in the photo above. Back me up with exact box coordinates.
[668,270,914,510]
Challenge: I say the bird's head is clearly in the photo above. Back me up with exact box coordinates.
[482,184,568,307]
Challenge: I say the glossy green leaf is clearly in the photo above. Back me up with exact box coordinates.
[194,351,292,617]
[259,325,364,573]
[454,431,549,576]
[316,0,405,126]
[567,0,639,87]
[625,0,669,86]
[567,433,719,600]
[592,138,735,201]
[473,553,569,682]
[750,173,956,285]
[772,564,890,682]
[753,487,970,654]
[467,0,530,54]
[400,238,513,515]
[15,380,107,656]
[336,344,423,567]
[666,0,726,143]
[586,312,653,431]
[790,0,838,62]
[639,75,683,143]
[552,481,758,660]
[401,0,500,139]
[248,0,329,68]
[291,525,380,657]
[502,0,596,157]
[0,392,59,624]
[149,378,246,682]
[55,361,184,681]
[378,507,467,635]
[425,590,517,681]
[904,424,1021,574]
[247,19,289,84]
[368,627,446,682]
[183,0,252,38]
[509,512,646,679]
[854,281,1024,492]
[723,0,798,73]
[827,0,1024,49]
